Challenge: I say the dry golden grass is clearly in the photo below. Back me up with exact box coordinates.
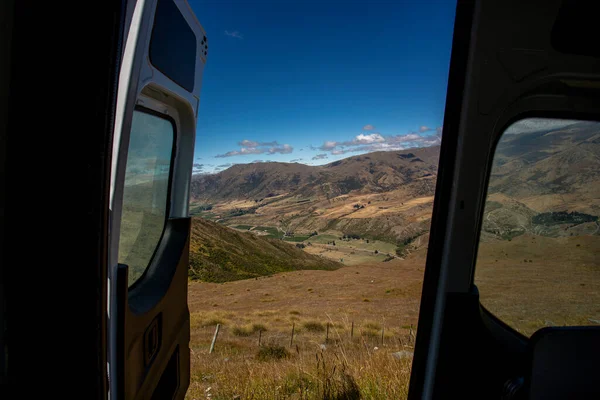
[186,254,425,399]
[187,313,415,400]
[302,244,390,265]
[186,232,599,398]
[476,234,600,337]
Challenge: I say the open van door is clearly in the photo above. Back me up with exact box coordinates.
[108,0,207,398]
[3,0,206,396]
[409,0,600,399]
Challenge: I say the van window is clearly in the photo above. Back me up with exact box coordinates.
[475,118,600,337]
[119,109,174,287]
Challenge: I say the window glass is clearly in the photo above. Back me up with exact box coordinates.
[119,109,174,287]
[475,118,600,337]
[150,0,196,91]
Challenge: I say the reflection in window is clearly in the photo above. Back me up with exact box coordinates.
[119,109,174,287]
[475,118,600,337]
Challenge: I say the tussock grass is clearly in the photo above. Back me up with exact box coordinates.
[252,323,267,332]
[232,323,268,337]
[360,328,380,338]
[256,345,289,361]
[363,321,382,331]
[303,321,325,332]
[231,326,253,337]
[187,313,415,400]
[201,318,225,327]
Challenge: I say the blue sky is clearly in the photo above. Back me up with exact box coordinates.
[188,0,456,174]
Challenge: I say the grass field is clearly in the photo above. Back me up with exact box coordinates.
[186,254,425,400]
[475,234,600,337]
[283,235,312,242]
[255,226,283,239]
[302,233,399,265]
[185,232,600,399]
[187,318,414,400]
[232,225,254,230]
[225,228,401,266]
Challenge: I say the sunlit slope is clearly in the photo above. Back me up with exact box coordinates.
[189,217,341,282]
[191,146,440,202]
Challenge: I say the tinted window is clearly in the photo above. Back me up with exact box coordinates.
[150,0,196,91]
[119,109,174,287]
[475,118,600,337]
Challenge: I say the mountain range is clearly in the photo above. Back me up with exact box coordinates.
[187,120,600,271]
[191,146,440,203]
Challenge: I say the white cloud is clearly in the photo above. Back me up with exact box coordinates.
[239,139,259,147]
[238,140,278,147]
[331,149,348,155]
[312,153,328,160]
[320,141,338,150]
[387,133,422,143]
[216,147,264,157]
[354,133,385,144]
[363,124,375,131]
[290,158,303,162]
[268,144,293,154]
[225,30,243,39]
[216,140,293,158]
[316,125,442,156]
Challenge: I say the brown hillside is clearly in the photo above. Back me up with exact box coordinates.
[189,217,341,282]
[190,146,440,202]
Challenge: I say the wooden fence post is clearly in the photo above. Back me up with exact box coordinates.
[351,321,354,339]
[258,329,262,347]
[290,323,295,347]
[326,322,330,343]
[209,324,220,354]
[381,326,385,346]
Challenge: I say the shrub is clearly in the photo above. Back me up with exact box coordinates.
[232,326,253,337]
[256,345,289,361]
[252,324,267,332]
[364,322,381,330]
[395,244,406,257]
[361,329,379,338]
[201,318,224,327]
[303,321,325,332]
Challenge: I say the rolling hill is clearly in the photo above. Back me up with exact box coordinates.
[186,121,600,265]
[189,217,341,282]
[190,146,440,203]
[490,121,600,215]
